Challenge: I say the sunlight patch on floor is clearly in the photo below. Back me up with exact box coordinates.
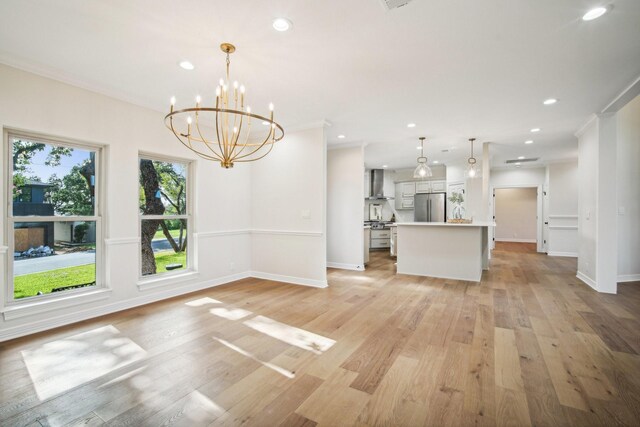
[185,297,222,306]
[182,390,226,423]
[21,325,147,401]
[210,307,252,320]
[212,336,295,378]
[243,315,336,355]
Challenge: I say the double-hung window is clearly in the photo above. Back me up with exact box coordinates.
[138,155,191,278]
[6,133,102,301]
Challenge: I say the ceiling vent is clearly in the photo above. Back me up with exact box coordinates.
[379,0,414,11]
[505,158,539,164]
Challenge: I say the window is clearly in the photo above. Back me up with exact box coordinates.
[7,133,102,300]
[138,156,190,278]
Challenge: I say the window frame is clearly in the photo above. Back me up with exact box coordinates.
[137,152,193,282]
[4,130,105,305]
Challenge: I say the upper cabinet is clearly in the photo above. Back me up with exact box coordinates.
[416,181,431,193]
[431,180,446,192]
[400,182,416,198]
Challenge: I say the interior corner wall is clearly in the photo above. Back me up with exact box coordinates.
[577,120,599,288]
[577,115,618,294]
[547,161,579,257]
[0,64,253,341]
[328,146,364,270]
[249,126,327,287]
[616,94,640,281]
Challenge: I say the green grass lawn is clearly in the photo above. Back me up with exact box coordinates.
[153,228,183,240]
[14,250,187,299]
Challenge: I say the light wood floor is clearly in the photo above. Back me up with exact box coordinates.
[1,248,639,426]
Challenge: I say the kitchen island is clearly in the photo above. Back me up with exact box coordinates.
[396,221,495,282]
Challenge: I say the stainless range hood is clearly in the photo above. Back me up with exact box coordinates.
[366,169,394,200]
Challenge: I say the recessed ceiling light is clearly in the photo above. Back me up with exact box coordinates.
[583,6,609,21]
[338,134,346,139]
[433,160,439,164]
[543,98,558,105]
[525,140,534,144]
[530,128,540,133]
[382,165,388,168]
[518,156,525,159]
[416,146,422,149]
[179,61,194,70]
[407,123,416,128]
[272,18,292,32]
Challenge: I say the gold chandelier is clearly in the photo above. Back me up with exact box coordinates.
[165,43,284,168]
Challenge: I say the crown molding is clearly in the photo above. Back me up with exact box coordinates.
[574,114,597,138]
[602,74,640,114]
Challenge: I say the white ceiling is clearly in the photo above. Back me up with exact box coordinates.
[1,0,639,169]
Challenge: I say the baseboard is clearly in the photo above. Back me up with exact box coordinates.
[495,238,537,243]
[0,271,251,343]
[576,271,597,291]
[618,274,640,283]
[250,271,328,288]
[548,251,578,258]
[326,262,365,271]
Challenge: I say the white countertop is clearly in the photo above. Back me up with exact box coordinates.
[396,221,496,227]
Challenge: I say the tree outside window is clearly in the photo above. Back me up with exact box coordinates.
[138,157,189,276]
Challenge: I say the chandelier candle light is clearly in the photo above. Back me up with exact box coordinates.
[165,43,284,168]
[413,137,432,179]
[467,137,478,178]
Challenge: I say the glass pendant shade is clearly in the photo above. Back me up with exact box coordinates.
[414,137,432,178]
[466,137,478,179]
[414,157,432,178]
[467,162,477,178]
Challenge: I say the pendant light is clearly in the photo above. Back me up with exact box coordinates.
[467,138,478,178]
[413,137,432,179]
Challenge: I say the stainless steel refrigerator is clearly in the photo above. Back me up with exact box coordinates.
[414,192,446,222]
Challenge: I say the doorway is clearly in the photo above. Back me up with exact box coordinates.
[492,186,543,253]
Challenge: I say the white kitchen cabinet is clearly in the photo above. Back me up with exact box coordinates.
[370,238,390,248]
[395,183,414,210]
[371,229,391,239]
[431,180,446,192]
[416,181,431,193]
[370,228,391,249]
[400,182,416,197]
[390,227,398,257]
[364,227,370,265]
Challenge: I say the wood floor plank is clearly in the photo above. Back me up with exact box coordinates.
[1,246,639,427]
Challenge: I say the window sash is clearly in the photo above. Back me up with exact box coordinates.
[5,131,104,304]
[137,156,192,280]
[8,132,101,219]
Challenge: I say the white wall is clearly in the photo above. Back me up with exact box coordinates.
[577,121,598,284]
[576,115,618,293]
[328,146,365,270]
[617,94,640,281]
[490,167,546,188]
[547,161,579,257]
[250,126,327,287]
[494,188,537,242]
[0,64,326,341]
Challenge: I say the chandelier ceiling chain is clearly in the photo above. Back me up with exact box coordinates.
[165,42,284,168]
